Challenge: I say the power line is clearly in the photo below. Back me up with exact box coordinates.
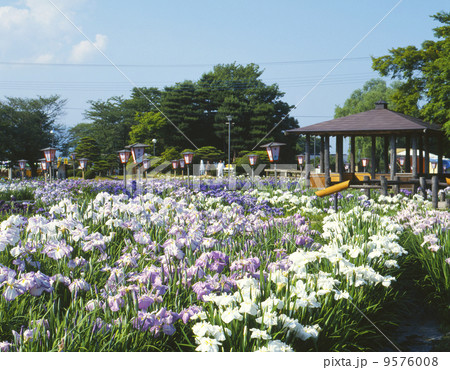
[0,72,380,93]
[0,56,373,68]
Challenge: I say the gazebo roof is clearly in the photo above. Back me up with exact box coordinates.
[286,101,442,136]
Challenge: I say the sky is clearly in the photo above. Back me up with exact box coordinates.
[0,0,449,151]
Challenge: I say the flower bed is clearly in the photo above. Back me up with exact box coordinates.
[0,178,448,352]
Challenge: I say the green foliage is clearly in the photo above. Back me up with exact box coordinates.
[84,169,96,180]
[129,112,167,152]
[234,150,270,175]
[0,95,66,176]
[0,187,35,201]
[75,136,101,166]
[160,147,181,162]
[194,146,224,162]
[372,12,450,140]
[91,160,110,176]
[67,63,299,162]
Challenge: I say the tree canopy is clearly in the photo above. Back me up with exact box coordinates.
[0,95,65,175]
[68,63,299,163]
[372,12,450,136]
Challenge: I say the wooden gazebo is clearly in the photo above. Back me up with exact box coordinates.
[286,101,446,188]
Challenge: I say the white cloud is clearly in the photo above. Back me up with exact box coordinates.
[0,0,106,63]
[69,34,108,63]
[0,6,30,30]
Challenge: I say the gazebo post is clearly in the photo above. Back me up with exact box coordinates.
[423,135,430,175]
[324,135,330,185]
[350,136,356,173]
[411,135,418,178]
[418,136,424,174]
[437,135,443,174]
[370,136,376,179]
[390,135,397,180]
[383,136,389,174]
[405,136,411,173]
[405,135,411,173]
[336,135,344,181]
[305,134,311,188]
[320,136,324,173]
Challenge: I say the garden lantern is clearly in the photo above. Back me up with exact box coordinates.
[41,147,57,182]
[40,159,48,182]
[142,157,150,170]
[361,158,369,172]
[118,149,131,188]
[127,143,149,185]
[296,154,304,173]
[18,159,27,181]
[42,147,57,163]
[79,158,88,180]
[182,151,195,188]
[127,143,148,165]
[247,154,259,182]
[142,156,150,182]
[179,158,185,176]
[118,149,131,165]
[261,142,285,180]
[248,154,258,167]
[398,156,405,173]
[18,159,27,171]
[183,151,194,165]
[40,159,48,171]
[171,160,179,177]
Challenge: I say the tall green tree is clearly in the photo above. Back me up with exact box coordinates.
[160,80,205,149]
[372,12,450,136]
[73,63,299,163]
[75,136,101,167]
[0,95,65,175]
[83,97,130,155]
[129,111,168,154]
[197,63,298,161]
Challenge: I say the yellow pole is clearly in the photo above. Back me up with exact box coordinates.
[315,180,350,197]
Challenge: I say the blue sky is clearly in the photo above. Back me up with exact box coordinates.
[0,0,448,141]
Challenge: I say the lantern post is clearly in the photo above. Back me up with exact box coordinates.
[171,160,179,177]
[296,154,305,173]
[142,156,150,182]
[179,158,185,176]
[41,147,57,182]
[247,154,259,183]
[118,149,131,188]
[79,158,88,180]
[397,156,405,173]
[40,159,48,182]
[261,142,285,181]
[127,143,149,186]
[361,157,370,173]
[18,159,27,181]
[182,151,194,188]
